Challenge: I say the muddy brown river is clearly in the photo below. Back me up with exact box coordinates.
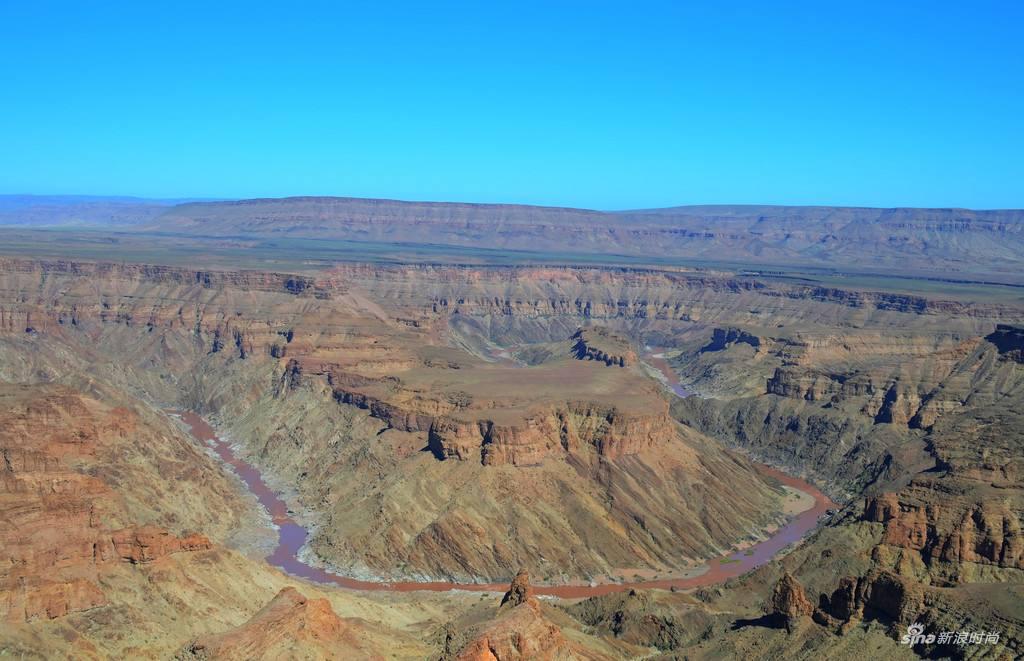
[173,410,836,597]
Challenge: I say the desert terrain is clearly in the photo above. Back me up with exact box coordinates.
[0,196,1022,659]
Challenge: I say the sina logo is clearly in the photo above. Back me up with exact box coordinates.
[901,623,935,645]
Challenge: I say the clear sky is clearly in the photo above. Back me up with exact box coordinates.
[1,1,1022,209]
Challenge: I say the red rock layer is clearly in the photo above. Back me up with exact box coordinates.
[0,385,211,622]
[427,402,677,466]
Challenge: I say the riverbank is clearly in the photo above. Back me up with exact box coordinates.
[170,410,836,597]
[641,348,693,398]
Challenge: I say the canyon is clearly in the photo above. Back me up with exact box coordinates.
[171,408,833,598]
[0,197,1022,659]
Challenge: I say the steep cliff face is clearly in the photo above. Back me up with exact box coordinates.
[811,570,927,630]
[984,324,1024,363]
[856,378,1024,585]
[317,354,678,468]
[702,327,762,353]
[362,263,1019,324]
[570,327,637,367]
[1,258,1014,380]
[672,319,1024,500]
[426,402,676,466]
[864,491,1023,574]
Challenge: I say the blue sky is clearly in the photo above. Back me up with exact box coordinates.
[1,1,1022,209]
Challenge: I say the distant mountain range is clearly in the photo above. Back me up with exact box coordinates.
[0,194,211,227]
[2,194,1023,279]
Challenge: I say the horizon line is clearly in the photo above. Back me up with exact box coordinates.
[2,192,1023,214]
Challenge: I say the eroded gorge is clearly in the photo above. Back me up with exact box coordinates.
[2,244,1022,659]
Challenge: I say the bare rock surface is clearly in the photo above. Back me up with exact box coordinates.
[179,587,370,661]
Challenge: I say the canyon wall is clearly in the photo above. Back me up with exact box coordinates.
[0,257,791,582]
[2,254,1023,657]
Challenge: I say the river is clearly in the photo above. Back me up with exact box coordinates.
[171,410,835,597]
[641,347,692,398]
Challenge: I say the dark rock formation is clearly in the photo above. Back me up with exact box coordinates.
[813,570,925,632]
[570,327,636,367]
[701,327,761,353]
[986,324,1024,362]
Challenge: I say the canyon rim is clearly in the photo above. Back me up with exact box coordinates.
[2,197,1022,659]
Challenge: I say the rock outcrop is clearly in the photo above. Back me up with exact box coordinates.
[500,569,534,608]
[457,572,584,661]
[811,570,926,632]
[767,572,814,631]
[863,489,1024,573]
[456,600,577,661]
[701,327,761,353]
[570,327,636,367]
[112,527,212,564]
[426,402,678,466]
[179,587,369,661]
[986,324,1024,363]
